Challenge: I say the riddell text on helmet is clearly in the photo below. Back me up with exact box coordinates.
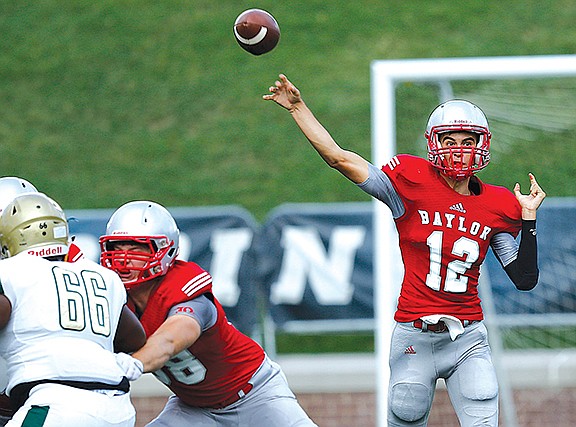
[27,246,64,257]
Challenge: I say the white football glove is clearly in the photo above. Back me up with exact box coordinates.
[115,352,144,381]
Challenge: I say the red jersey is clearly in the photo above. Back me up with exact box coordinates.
[382,155,521,322]
[65,243,84,263]
[138,260,265,408]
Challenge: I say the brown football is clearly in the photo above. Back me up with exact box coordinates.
[233,9,280,56]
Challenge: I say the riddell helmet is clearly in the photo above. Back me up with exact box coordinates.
[0,193,69,259]
[0,177,38,213]
[425,99,491,181]
[99,201,180,290]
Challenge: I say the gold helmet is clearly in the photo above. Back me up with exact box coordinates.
[0,193,69,258]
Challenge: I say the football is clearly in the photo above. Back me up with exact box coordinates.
[233,9,280,56]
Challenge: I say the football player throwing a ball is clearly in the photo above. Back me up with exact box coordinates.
[265,74,546,426]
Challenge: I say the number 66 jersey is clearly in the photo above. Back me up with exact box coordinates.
[382,154,522,322]
[0,254,130,395]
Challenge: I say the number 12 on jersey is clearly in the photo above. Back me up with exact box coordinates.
[425,231,480,293]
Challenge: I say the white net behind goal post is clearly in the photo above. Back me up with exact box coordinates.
[370,54,576,427]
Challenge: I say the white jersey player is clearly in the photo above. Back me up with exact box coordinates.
[0,193,146,427]
[0,177,40,425]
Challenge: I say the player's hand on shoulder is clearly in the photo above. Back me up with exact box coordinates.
[263,74,302,111]
[115,352,144,381]
[513,173,546,219]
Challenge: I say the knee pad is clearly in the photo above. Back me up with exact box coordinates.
[389,382,432,422]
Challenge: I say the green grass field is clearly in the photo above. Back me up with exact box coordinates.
[2,0,576,353]
[2,1,575,219]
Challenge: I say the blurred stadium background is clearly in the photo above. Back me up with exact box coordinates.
[2,1,576,425]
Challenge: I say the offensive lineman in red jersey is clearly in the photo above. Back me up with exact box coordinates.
[264,74,546,426]
[100,201,317,427]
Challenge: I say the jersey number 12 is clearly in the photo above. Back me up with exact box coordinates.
[425,231,480,293]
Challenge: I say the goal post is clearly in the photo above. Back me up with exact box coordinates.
[370,54,576,427]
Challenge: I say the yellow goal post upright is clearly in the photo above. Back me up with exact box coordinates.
[370,54,576,427]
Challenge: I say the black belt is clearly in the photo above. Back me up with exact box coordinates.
[10,377,130,410]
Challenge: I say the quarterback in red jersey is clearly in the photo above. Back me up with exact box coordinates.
[100,201,317,426]
[384,154,522,323]
[265,74,546,426]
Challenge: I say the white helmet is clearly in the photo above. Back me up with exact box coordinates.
[0,193,69,259]
[425,100,491,181]
[0,177,38,213]
[99,201,180,290]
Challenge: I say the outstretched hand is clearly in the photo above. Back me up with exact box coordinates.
[263,74,302,111]
[115,352,144,381]
[513,173,546,220]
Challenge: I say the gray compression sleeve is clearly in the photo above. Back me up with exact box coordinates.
[491,220,539,291]
[168,294,217,332]
[490,232,518,267]
[357,163,405,218]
